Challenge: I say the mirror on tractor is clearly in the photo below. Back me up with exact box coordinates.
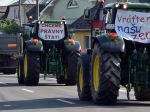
[84,8,91,21]
[68,28,75,39]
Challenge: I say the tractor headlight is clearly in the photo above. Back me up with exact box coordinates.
[115,3,119,8]
[38,21,41,24]
[123,4,127,9]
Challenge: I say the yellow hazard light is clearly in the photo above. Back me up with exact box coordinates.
[8,44,17,47]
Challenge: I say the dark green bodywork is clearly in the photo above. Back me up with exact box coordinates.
[95,34,124,53]
[44,46,64,79]
[129,48,150,86]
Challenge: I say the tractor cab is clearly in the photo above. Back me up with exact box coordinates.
[104,2,150,43]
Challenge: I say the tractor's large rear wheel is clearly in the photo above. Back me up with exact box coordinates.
[91,43,121,104]
[17,55,24,85]
[24,50,40,86]
[65,52,79,86]
[134,86,150,101]
[77,53,91,100]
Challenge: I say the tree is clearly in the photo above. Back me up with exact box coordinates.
[0,19,20,34]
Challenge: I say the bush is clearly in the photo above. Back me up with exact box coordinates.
[0,19,20,34]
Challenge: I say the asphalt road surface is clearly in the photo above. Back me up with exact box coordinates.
[0,74,150,112]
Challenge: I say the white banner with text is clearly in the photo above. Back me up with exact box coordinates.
[115,9,150,43]
[38,23,65,41]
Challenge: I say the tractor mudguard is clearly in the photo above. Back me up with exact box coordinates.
[64,41,81,54]
[93,34,125,53]
[100,41,125,53]
[25,40,43,52]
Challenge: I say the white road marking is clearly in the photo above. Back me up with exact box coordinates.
[22,88,34,93]
[119,89,126,92]
[0,82,8,85]
[3,105,12,107]
[56,99,75,105]
[119,89,134,94]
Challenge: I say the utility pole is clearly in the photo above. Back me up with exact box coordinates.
[36,0,39,20]
[19,0,22,26]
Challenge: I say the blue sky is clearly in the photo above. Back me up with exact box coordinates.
[0,0,18,6]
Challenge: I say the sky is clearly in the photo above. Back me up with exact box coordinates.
[0,0,18,6]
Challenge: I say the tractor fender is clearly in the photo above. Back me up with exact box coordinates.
[24,40,43,52]
[92,35,125,53]
[65,41,81,52]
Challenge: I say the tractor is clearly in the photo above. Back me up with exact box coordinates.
[17,19,81,86]
[77,0,150,104]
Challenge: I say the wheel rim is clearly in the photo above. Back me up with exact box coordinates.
[24,54,28,78]
[79,65,83,91]
[93,55,100,92]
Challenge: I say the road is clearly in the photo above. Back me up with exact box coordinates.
[0,74,150,112]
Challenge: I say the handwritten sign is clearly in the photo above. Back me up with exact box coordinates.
[115,9,150,43]
[38,23,65,40]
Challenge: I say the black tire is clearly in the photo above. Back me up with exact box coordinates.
[3,68,16,74]
[10,69,16,74]
[56,75,65,84]
[134,86,150,101]
[77,53,91,100]
[65,52,79,86]
[17,55,24,85]
[24,50,40,86]
[91,43,121,104]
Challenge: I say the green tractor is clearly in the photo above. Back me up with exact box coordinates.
[17,19,81,86]
[77,1,150,104]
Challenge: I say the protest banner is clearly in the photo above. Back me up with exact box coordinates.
[38,23,65,40]
[115,9,150,43]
